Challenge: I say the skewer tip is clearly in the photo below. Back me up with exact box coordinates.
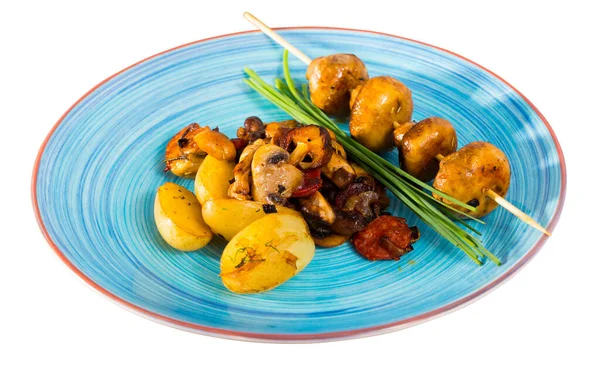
[485,189,552,237]
[241,11,312,65]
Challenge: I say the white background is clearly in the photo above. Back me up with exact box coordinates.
[1,1,597,371]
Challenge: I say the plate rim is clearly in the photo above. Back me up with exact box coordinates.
[31,26,567,342]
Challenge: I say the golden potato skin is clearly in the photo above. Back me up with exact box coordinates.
[433,142,511,218]
[349,76,414,152]
[194,155,235,205]
[220,214,315,294]
[154,183,213,251]
[202,199,301,241]
[307,54,369,116]
[400,117,457,182]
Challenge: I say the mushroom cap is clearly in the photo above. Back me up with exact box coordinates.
[349,76,414,152]
[306,54,369,116]
[433,141,511,218]
[251,144,304,205]
[400,117,457,182]
[280,125,333,170]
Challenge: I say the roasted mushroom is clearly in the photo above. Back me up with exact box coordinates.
[237,116,266,143]
[297,191,336,225]
[433,141,511,218]
[193,129,237,162]
[297,191,336,239]
[322,153,356,189]
[393,122,415,148]
[331,139,346,159]
[330,178,390,236]
[306,54,369,116]
[164,123,208,178]
[228,139,266,200]
[265,119,299,143]
[399,117,458,182]
[352,216,419,261]
[349,76,414,152]
[279,125,333,170]
[331,210,368,236]
[251,144,304,205]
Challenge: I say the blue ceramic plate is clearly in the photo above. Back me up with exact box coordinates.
[33,28,566,342]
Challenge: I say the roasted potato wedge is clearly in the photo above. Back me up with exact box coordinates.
[154,182,213,251]
[202,199,301,241]
[194,155,235,205]
[220,214,315,294]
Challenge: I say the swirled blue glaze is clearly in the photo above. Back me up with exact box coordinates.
[34,29,565,341]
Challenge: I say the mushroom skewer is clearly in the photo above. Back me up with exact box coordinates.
[244,13,413,153]
[397,118,550,236]
[434,149,551,236]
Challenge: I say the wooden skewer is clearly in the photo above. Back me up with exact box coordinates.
[243,12,313,65]
[484,189,551,236]
[435,153,551,236]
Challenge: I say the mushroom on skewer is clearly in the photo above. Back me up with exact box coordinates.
[395,117,550,235]
[243,12,414,154]
[433,141,510,218]
[306,54,369,116]
[398,117,457,182]
[243,14,369,117]
[348,76,414,152]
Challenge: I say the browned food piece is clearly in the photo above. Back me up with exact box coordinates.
[331,210,368,236]
[297,191,336,225]
[251,144,304,205]
[400,117,458,182]
[228,139,266,200]
[164,123,208,178]
[349,76,414,152]
[330,139,346,159]
[306,54,369,116]
[321,153,356,189]
[296,191,336,239]
[352,215,419,261]
[433,141,511,218]
[329,178,390,236]
[291,169,323,198]
[312,234,349,248]
[193,129,236,162]
[265,120,299,143]
[279,125,333,170]
[237,116,266,143]
[334,179,388,214]
[393,122,415,148]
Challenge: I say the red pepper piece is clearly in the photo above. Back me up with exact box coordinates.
[292,169,323,198]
